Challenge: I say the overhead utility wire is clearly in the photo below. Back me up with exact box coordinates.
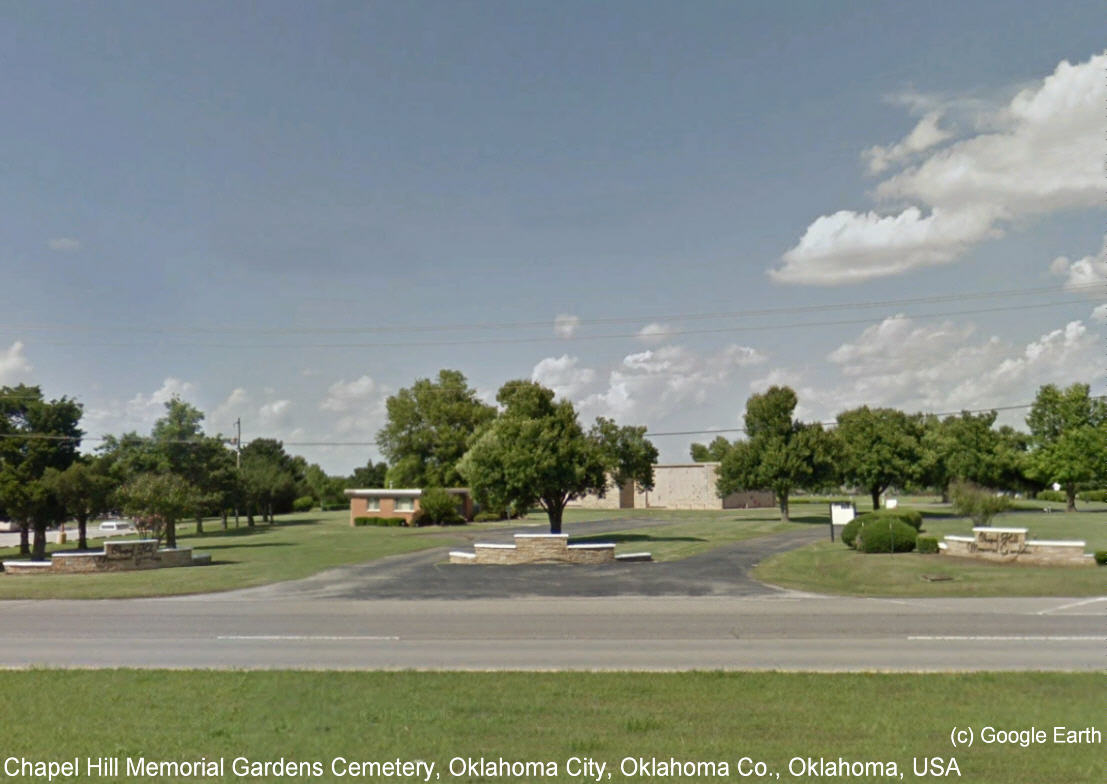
[4,299,1092,350]
[3,398,1103,446]
[0,282,1100,338]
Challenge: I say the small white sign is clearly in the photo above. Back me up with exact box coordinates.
[830,503,856,526]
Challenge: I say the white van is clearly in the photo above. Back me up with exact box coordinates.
[98,520,136,533]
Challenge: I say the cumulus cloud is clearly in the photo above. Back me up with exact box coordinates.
[47,237,81,252]
[863,112,953,174]
[531,355,597,399]
[321,375,378,412]
[1091,304,1107,324]
[1049,235,1107,293]
[0,341,32,384]
[124,377,198,425]
[819,315,1101,415]
[772,206,999,284]
[554,314,580,338]
[774,52,1106,285]
[636,322,675,344]
[577,342,766,422]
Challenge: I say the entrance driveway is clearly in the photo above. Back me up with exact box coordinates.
[228,518,826,600]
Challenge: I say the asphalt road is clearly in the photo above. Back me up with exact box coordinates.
[1,520,1102,671]
[0,595,1102,671]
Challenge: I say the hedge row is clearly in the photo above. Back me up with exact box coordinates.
[353,516,407,527]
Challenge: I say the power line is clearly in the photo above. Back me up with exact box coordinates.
[2,397,1102,445]
[0,298,1095,350]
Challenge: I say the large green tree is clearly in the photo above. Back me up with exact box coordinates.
[716,386,838,521]
[920,411,1001,500]
[835,405,924,510]
[347,459,388,489]
[42,458,116,550]
[239,438,301,524]
[0,385,83,559]
[376,370,495,488]
[116,472,204,548]
[458,381,610,533]
[1025,383,1107,512]
[589,417,658,495]
[689,436,731,462]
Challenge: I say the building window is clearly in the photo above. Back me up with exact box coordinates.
[394,497,414,512]
[366,498,380,511]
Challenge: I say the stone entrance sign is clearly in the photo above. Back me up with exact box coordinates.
[940,527,1092,567]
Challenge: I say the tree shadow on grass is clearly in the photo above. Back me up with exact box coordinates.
[197,541,294,551]
[570,533,706,545]
[788,515,831,525]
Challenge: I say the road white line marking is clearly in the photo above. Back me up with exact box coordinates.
[1035,597,1107,615]
[217,635,400,641]
[908,636,1106,641]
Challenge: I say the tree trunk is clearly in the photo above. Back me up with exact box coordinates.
[18,522,29,556]
[32,524,47,561]
[195,514,204,535]
[871,488,881,510]
[1066,484,1077,513]
[78,514,89,550]
[166,521,176,549]
[941,486,950,504]
[266,502,273,523]
[222,511,228,530]
[778,493,790,522]
[545,500,564,534]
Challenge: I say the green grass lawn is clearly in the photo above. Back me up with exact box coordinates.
[0,510,470,600]
[756,507,1107,597]
[0,670,1097,783]
[567,510,807,561]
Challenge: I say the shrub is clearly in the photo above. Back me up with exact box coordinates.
[856,518,917,553]
[1036,490,1067,503]
[840,517,865,549]
[412,488,465,526]
[917,536,939,554]
[951,481,1011,526]
[353,516,406,527]
[292,496,315,513]
[321,502,347,512]
[1095,551,1107,566]
[472,511,504,522]
[874,507,923,530]
[1077,490,1107,503]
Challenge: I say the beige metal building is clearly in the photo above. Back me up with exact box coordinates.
[567,463,774,510]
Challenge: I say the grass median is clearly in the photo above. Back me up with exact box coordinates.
[0,670,1097,783]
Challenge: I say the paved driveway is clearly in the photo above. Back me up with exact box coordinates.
[227,518,827,600]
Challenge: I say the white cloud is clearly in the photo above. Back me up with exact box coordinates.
[554,314,580,338]
[863,112,953,174]
[317,374,388,444]
[531,355,597,399]
[124,377,197,425]
[0,341,32,384]
[636,322,675,344]
[47,237,81,252]
[819,315,1102,415]
[258,399,292,426]
[1049,235,1107,293]
[772,206,999,284]
[775,52,1106,285]
[321,375,378,412]
[1091,304,1107,324]
[579,343,766,422]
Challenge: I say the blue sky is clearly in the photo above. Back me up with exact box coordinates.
[2,2,1104,473]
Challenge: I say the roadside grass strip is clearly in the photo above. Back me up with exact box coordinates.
[0,511,467,600]
[0,671,1098,783]
[755,509,1107,597]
